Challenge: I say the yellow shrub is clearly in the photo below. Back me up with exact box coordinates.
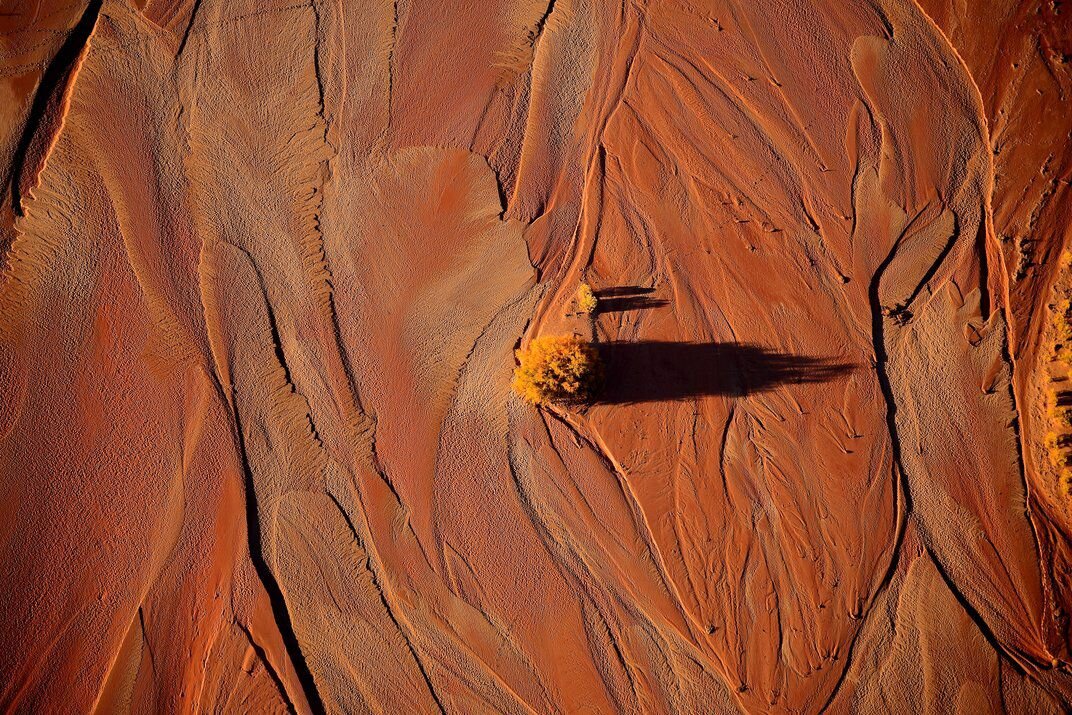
[1058,410,1072,431]
[1055,300,1072,346]
[512,335,602,405]
[576,283,598,314]
[1060,468,1072,498]
[1046,390,1071,420]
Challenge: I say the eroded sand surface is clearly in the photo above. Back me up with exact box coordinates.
[1,0,1072,712]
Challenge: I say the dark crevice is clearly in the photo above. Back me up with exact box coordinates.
[894,213,961,319]
[924,545,1035,674]
[849,216,1033,686]
[196,356,313,712]
[8,0,103,217]
[868,225,915,521]
[825,197,1036,707]
[532,0,557,43]
[175,0,202,58]
[231,405,326,714]
[136,607,158,675]
[821,229,917,711]
[222,249,330,710]
[874,6,895,40]
[497,0,556,223]
[363,409,407,507]
[263,293,296,390]
[490,151,510,219]
[233,244,298,390]
[308,2,368,426]
[382,0,399,141]
[234,620,299,714]
[977,207,992,319]
[325,492,447,714]
[310,0,327,119]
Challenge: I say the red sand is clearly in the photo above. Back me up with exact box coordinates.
[1,0,1071,712]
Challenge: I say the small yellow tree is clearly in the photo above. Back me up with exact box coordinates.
[576,283,598,314]
[513,335,602,405]
[1060,467,1072,498]
[1056,300,1072,344]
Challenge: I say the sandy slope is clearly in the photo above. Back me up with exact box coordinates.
[1,0,1071,712]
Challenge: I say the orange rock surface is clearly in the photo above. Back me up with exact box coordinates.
[2,0,1071,712]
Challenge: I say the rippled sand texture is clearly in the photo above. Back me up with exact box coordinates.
[2,0,1072,712]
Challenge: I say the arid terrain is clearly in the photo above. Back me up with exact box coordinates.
[2,0,1072,712]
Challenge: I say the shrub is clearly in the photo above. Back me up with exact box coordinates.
[1055,300,1072,349]
[576,283,598,314]
[512,335,602,405]
[1047,389,1070,418]
[1053,404,1072,430]
[1060,467,1072,498]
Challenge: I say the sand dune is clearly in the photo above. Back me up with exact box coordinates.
[1,0,1071,712]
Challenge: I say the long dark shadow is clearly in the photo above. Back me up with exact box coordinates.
[594,285,655,298]
[8,0,103,216]
[595,341,854,404]
[597,296,670,313]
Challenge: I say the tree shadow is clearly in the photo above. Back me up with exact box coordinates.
[594,341,854,404]
[593,286,668,314]
[594,285,655,298]
[598,296,670,313]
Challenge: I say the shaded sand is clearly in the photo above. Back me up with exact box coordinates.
[1,0,1071,712]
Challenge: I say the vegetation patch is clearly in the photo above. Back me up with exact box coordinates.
[576,283,598,314]
[513,335,602,405]
[1046,299,1072,497]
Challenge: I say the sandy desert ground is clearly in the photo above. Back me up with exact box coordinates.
[2,0,1072,712]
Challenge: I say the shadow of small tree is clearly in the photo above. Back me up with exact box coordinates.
[590,285,669,314]
[597,296,670,313]
[594,286,656,298]
[594,341,854,404]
